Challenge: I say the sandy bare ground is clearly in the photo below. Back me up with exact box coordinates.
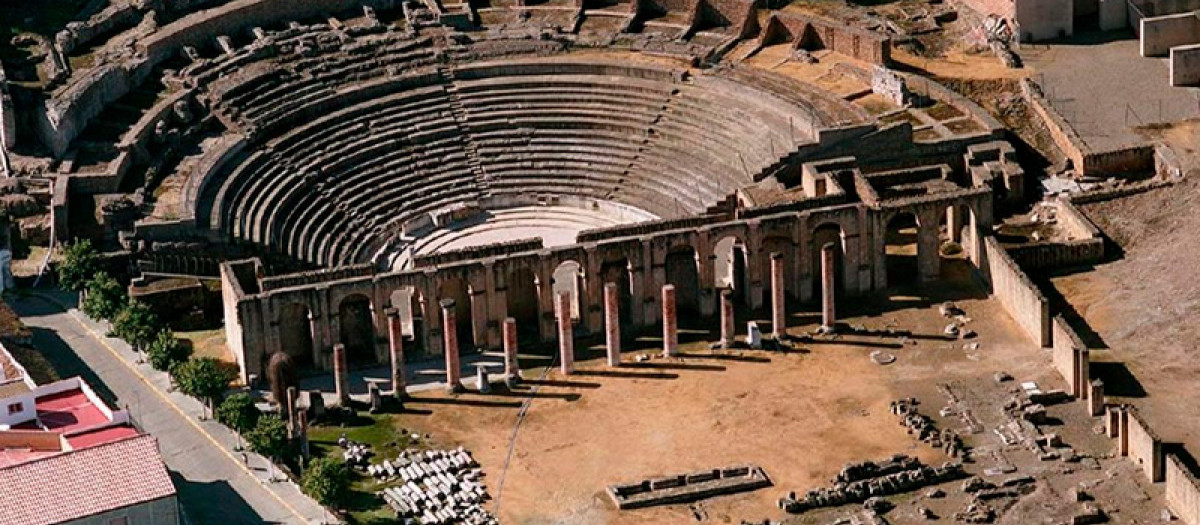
[389,266,1061,525]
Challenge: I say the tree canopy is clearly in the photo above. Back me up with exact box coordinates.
[216,393,261,435]
[57,239,100,292]
[81,273,125,321]
[146,330,192,372]
[301,457,352,510]
[174,357,236,408]
[111,300,161,352]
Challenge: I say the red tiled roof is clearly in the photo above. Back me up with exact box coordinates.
[33,389,107,433]
[64,425,140,449]
[0,434,177,525]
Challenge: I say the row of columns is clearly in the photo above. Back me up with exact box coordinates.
[331,246,843,399]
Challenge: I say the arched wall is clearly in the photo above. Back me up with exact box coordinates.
[231,191,994,381]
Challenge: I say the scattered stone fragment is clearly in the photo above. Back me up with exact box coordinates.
[994,371,1013,383]
[870,350,896,365]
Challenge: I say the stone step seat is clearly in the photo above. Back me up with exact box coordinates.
[214,150,272,234]
[303,168,480,264]
[269,85,451,156]
[242,81,335,126]
[464,114,653,135]
[484,147,640,166]
[650,115,774,171]
[451,83,670,103]
[293,106,459,172]
[451,75,673,98]
[474,139,645,159]
[453,88,669,110]
[407,207,624,254]
[313,136,470,199]
[460,106,662,127]
[458,94,667,118]
[665,98,790,164]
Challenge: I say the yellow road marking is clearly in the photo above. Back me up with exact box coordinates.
[64,307,315,524]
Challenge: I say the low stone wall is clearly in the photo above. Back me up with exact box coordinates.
[54,1,143,55]
[35,59,154,157]
[1006,239,1103,270]
[1050,315,1089,398]
[1127,407,1166,482]
[258,264,375,293]
[982,236,1050,347]
[1168,454,1200,525]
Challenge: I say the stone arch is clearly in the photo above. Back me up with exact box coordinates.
[278,303,314,368]
[438,277,475,350]
[811,223,845,300]
[665,245,701,316]
[713,235,749,305]
[884,211,921,287]
[506,266,540,345]
[338,293,375,364]
[552,260,584,322]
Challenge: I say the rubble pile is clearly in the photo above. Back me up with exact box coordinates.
[778,455,965,514]
[371,447,498,525]
[337,436,374,467]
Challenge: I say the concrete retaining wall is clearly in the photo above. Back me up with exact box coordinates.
[982,236,1051,347]
[1171,43,1200,84]
[1168,454,1200,525]
[1141,11,1200,56]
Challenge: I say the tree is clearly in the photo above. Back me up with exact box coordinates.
[246,414,290,481]
[302,456,352,519]
[111,299,161,352]
[81,273,125,321]
[146,330,192,372]
[57,239,100,292]
[217,393,261,436]
[174,357,236,417]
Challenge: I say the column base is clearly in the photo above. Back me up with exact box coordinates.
[446,382,465,394]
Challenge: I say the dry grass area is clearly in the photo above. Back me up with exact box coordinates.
[381,267,1064,524]
[176,328,232,364]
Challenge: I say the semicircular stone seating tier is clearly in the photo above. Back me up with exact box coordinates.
[202,59,826,268]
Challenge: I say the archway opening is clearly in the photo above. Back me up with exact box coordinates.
[438,278,475,350]
[885,213,920,287]
[600,259,633,328]
[811,224,845,301]
[390,287,425,358]
[714,236,749,306]
[506,267,540,346]
[665,246,700,318]
[338,294,376,365]
[279,303,314,369]
[552,261,584,322]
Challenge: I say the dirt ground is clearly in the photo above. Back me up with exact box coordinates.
[367,260,1166,525]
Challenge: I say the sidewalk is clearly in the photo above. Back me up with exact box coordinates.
[15,292,332,525]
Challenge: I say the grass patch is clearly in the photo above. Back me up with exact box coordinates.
[175,328,230,363]
[308,412,418,524]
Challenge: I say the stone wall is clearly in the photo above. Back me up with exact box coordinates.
[982,236,1050,347]
[1168,454,1200,525]
[756,12,891,64]
[34,59,154,157]
[54,1,144,56]
[1006,240,1103,270]
[952,0,1017,21]
[1099,0,1130,30]
[138,0,374,63]
[1050,315,1089,398]
[1172,43,1200,85]
[1127,407,1165,482]
[1141,11,1200,56]
[0,68,14,154]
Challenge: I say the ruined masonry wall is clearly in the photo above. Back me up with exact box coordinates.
[1141,12,1200,56]
[1168,454,1200,525]
[982,236,1050,347]
[1050,315,1088,398]
[1127,408,1166,482]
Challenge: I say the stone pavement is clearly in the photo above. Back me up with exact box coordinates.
[11,292,331,525]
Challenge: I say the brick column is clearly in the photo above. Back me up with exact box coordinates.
[387,309,405,399]
[604,283,621,367]
[503,317,520,386]
[557,291,574,375]
[770,252,786,339]
[720,286,735,348]
[820,242,837,333]
[441,299,463,393]
[662,284,678,357]
[333,343,350,407]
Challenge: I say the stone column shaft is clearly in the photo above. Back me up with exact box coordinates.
[333,343,350,406]
[662,284,678,357]
[502,317,520,384]
[557,291,574,375]
[821,242,837,331]
[387,310,405,399]
[604,283,621,366]
[720,287,735,348]
[441,299,463,392]
[770,252,786,338]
